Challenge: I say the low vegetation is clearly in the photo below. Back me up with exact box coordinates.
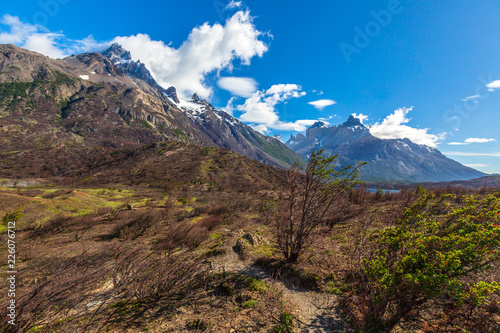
[0,147,499,332]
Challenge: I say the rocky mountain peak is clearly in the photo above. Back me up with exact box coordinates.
[284,114,484,183]
[309,121,330,129]
[191,93,202,104]
[165,86,180,103]
[342,115,364,128]
[296,133,306,141]
[101,44,171,100]
[102,43,132,63]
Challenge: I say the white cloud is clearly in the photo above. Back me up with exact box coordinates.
[448,138,496,145]
[217,77,257,97]
[486,80,500,90]
[369,107,445,148]
[0,14,108,59]
[226,0,243,9]
[267,119,322,132]
[252,124,268,134]
[250,120,325,134]
[0,11,268,100]
[22,32,67,59]
[464,164,489,168]
[234,84,323,133]
[466,138,496,143]
[114,10,267,99]
[308,99,336,111]
[442,152,500,157]
[461,95,481,102]
[221,96,237,116]
[0,14,37,44]
[351,113,368,123]
[238,84,306,123]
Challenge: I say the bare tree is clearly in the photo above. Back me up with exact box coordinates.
[275,149,364,262]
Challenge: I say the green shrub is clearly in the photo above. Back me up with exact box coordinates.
[248,277,269,292]
[272,311,295,333]
[242,299,260,308]
[2,209,22,224]
[359,192,500,331]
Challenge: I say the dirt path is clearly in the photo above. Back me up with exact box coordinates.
[211,238,349,333]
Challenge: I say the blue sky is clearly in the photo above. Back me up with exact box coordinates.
[1,0,500,173]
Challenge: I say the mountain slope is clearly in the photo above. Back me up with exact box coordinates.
[286,116,485,183]
[101,43,304,168]
[0,44,303,179]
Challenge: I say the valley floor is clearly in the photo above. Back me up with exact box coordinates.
[0,179,499,333]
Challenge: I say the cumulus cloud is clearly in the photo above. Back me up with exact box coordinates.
[369,107,445,148]
[308,99,336,111]
[226,0,243,9]
[351,113,368,123]
[238,84,305,123]
[448,138,497,145]
[217,77,258,97]
[486,80,500,91]
[0,11,268,100]
[114,10,268,99]
[233,84,323,133]
[267,119,323,132]
[250,120,323,134]
[221,96,238,116]
[251,124,269,133]
[0,14,37,44]
[22,32,67,59]
[0,14,106,58]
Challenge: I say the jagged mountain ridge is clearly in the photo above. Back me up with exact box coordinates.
[286,115,486,183]
[101,43,304,168]
[0,44,303,179]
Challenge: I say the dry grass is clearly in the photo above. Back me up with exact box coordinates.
[0,176,499,332]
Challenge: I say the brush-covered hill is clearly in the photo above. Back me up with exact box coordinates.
[73,141,288,193]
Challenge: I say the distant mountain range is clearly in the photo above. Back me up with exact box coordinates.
[285,115,485,183]
[365,175,500,190]
[0,43,487,183]
[0,43,303,180]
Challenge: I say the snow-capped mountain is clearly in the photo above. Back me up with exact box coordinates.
[0,43,485,183]
[286,115,485,183]
[101,43,303,168]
